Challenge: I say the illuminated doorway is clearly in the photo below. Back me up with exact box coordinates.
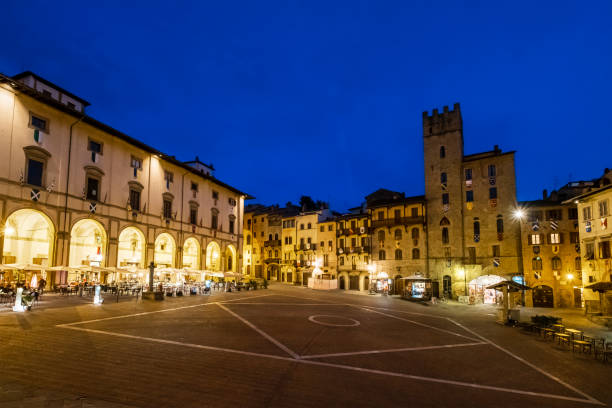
[206,241,221,271]
[69,219,107,267]
[117,226,145,268]
[154,233,176,267]
[182,237,200,269]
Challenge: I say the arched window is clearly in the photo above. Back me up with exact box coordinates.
[552,256,562,270]
[378,230,385,242]
[440,172,447,186]
[246,235,251,245]
[395,249,402,260]
[274,250,278,258]
[473,221,480,236]
[440,217,450,226]
[532,256,542,270]
[575,256,581,271]
[394,229,402,240]
[496,217,504,233]
[307,223,312,229]
[379,250,386,260]
[440,146,446,158]
[442,227,449,244]
[274,233,279,240]
[412,248,420,259]
[268,250,272,258]
[339,256,344,266]
[268,234,272,240]
[411,228,419,239]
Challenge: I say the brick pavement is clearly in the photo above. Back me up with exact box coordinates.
[0,285,610,407]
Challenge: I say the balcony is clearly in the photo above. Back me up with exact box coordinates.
[336,227,369,237]
[337,246,370,255]
[371,216,424,229]
[295,243,317,251]
[264,239,282,247]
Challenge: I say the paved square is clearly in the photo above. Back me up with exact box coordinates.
[50,291,606,407]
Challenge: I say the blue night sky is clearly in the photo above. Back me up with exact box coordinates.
[3,1,611,211]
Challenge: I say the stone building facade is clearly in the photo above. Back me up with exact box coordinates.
[573,183,612,313]
[366,189,427,293]
[336,209,370,291]
[0,71,247,285]
[423,104,521,299]
[519,187,585,308]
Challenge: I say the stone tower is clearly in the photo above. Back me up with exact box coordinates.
[423,104,465,294]
[423,103,522,298]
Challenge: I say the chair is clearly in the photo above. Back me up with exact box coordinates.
[594,342,612,363]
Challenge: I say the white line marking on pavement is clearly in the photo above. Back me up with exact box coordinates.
[61,325,293,361]
[56,294,274,327]
[357,305,454,320]
[353,305,480,342]
[300,341,487,359]
[446,318,605,406]
[297,358,604,406]
[57,324,602,406]
[216,303,300,360]
[220,302,340,306]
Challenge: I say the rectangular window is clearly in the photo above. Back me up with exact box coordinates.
[492,245,500,257]
[131,156,142,177]
[568,208,578,220]
[86,177,99,201]
[465,168,472,181]
[530,234,541,245]
[378,211,384,220]
[164,171,174,189]
[411,207,418,217]
[129,189,140,211]
[163,200,172,219]
[351,220,356,229]
[570,232,579,243]
[546,209,562,220]
[442,193,449,205]
[488,164,496,177]
[599,241,611,259]
[529,211,543,222]
[351,237,356,247]
[339,239,344,248]
[466,190,474,202]
[30,114,48,132]
[586,243,595,259]
[489,187,497,199]
[211,214,218,230]
[320,226,324,232]
[328,225,333,231]
[212,191,219,200]
[323,254,329,267]
[394,209,401,219]
[550,233,560,244]
[442,227,449,244]
[599,200,609,217]
[88,140,102,154]
[583,206,592,221]
[328,240,333,247]
[26,159,44,186]
[190,208,198,225]
[191,182,198,192]
[228,198,237,206]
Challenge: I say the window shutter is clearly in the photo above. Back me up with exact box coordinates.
[559,233,564,244]
[528,235,532,245]
[540,234,545,244]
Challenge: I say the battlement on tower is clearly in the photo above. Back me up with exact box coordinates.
[422,102,462,137]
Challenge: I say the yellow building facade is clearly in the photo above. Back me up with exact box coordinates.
[0,71,246,286]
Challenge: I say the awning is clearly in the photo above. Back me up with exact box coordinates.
[486,280,531,292]
[585,281,612,292]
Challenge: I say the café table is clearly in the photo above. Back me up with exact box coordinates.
[565,328,583,341]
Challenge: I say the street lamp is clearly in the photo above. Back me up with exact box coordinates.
[368,264,375,294]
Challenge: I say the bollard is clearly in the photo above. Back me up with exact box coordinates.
[94,284,103,305]
[13,287,25,312]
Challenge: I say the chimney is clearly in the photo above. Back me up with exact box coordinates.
[542,189,548,200]
[494,145,500,154]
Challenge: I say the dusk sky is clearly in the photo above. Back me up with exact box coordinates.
[3,1,611,211]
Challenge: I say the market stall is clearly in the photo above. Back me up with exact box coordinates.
[400,276,432,301]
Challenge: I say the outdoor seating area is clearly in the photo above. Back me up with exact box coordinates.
[517,315,612,363]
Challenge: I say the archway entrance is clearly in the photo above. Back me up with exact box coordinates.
[349,275,359,290]
[2,209,55,284]
[533,285,554,307]
[154,233,176,268]
[69,219,107,268]
[182,237,200,269]
[206,241,221,271]
[443,275,452,297]
[117,227,145,268]
[225,245,236,272]
[339,275,345,290]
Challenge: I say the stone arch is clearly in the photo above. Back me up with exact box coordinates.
[338,271,350,291]
[182,237,200,269]
[117,226,146,268]
[206,241,221,271]
[359,272,370,291]
[225,244,237,272]
[69,218,107,267]
[154,233,176,268]
[2,208,55,266]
